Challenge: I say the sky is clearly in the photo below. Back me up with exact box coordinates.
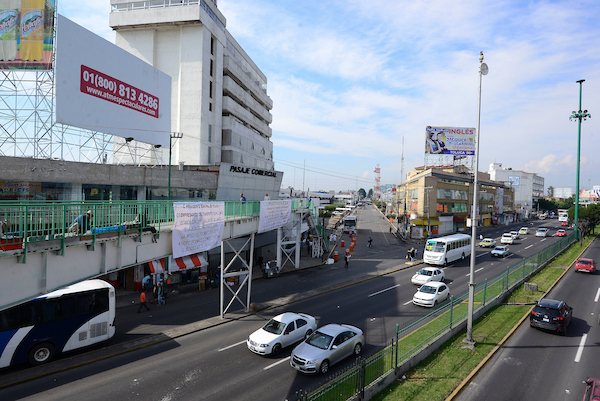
[59,0,600,194]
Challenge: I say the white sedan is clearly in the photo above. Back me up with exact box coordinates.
[411,267,445,285]
[247,312,317,356]
[413,282,450,307]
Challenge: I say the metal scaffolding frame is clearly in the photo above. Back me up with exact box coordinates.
[219,233,254,318]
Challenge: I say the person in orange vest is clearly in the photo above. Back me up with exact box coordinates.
[137,290,151,313]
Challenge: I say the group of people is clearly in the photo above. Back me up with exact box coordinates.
[406,247,418,262]
[138,274,168,313]
[426,130,448,154]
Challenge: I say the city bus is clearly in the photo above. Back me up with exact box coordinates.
[558,209,569,223]
[343,215,357,233]
[0,279,116,367]
[423,233,471,266]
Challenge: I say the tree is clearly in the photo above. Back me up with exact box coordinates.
[537,198,557,212]
[547,186,554,198]
[367,189,374,199]
[358,188,366,199]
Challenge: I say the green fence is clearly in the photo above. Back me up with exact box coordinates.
[296,231,577,401]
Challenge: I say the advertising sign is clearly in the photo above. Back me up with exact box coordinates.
[0,0,55,70]
[55,14,171,147]
[172,202,225,259]
[258,200,292,233]
[508,175,520,190]
[425,126,476,156]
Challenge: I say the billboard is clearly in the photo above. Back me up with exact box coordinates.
[425,126,476,155]
[55,14,171,147]
[0,0,55,70]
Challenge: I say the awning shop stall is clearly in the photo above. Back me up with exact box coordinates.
[148,253,208,285]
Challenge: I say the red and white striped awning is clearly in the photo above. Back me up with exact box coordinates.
[148,253,208,275]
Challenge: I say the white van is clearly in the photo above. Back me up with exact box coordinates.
[501,233,514,244]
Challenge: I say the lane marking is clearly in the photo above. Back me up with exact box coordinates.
[218,340,246,352]
[264,356,291,370]
[476,252,489,258]
[403,300,414,305]
[369,283,401,297]
[525,245,533,250]
[595,288,600,303]
[574,333,588,363]
[465,267,484,276]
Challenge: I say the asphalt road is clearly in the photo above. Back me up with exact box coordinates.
[0,208,573,401]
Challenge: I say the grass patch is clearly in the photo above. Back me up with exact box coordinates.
[371,232,597,401]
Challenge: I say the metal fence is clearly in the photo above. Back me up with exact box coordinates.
[296,231,577,401]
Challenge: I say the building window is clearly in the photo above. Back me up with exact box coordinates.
[210,59,213,77]
[208,124,212,142]
[209,81,213,98]
[208,147,212,164]
[211,36,215,55]
[209,102,212,112]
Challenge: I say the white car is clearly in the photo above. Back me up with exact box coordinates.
[413,282,450,307]
[536,228,549,237]
[247,312,317,356]
[518,227,529,235]
[510,231,519,240]
[411,267,445,286]
[500,233,514,244]
[491,245,510,258]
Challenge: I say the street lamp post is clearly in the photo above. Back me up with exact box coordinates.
[168,132,184,200]
[466,51,488,345]
[569,81,591,241]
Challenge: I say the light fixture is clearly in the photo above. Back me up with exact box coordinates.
[125,137,134,143]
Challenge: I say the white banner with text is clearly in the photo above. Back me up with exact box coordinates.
[172,202,225,259]
[258,200,292,233]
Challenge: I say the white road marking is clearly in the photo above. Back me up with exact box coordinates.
[264,356,291,370]
[476,252,489,258]
[369,283,401,297]
[595,288,600,303]
[218,340,246,352]
[574,333,588,363]
[525,245,533,250]
[403,300,414,305]
[465,267,484,276]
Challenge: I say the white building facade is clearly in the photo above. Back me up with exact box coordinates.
[488,163,544,216]
[109,0,281,200]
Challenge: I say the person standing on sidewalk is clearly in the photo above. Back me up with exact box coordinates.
[157,281,166,306]
[137,290,150,313]
[345,254,351,268]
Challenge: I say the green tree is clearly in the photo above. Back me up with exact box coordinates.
[367,189,374,199]
[358,188,366,199]
[547,186,554,198]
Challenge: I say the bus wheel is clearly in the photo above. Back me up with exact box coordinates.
[28,343,55,366]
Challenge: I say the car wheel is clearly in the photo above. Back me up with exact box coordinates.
[433,300,438,307]
[271,343,282,356]
[444,259,448,267]
[28,343,55,366]
[304,329,313,340]
[353,343,362,356]
[461,253,465,260]
[319,360,330,374]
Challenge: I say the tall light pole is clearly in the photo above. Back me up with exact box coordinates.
[569,81,591,241]
[466,51,488,345]
[168,132,184,200]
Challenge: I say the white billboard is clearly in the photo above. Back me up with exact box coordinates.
[55,14,171,147]
[172,202,225,259]
[425,126,476,156]
[258,200,291,233]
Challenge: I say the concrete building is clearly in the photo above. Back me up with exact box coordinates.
[395,165,515,238]
[488,163,544,218]
[109,0,281,200]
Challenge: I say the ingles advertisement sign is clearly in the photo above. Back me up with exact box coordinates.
[425,126,476,156]
[0,0,55,70]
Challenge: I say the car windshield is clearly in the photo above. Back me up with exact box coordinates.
[262,319,286,335]
[494,247,505,251]
[306,331,334,350]
[578,260,592,265]
[419,285,437,294]
[418,269,433,276]
[537,229,546,232]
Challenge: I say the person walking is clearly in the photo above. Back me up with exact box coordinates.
[368,236,373,248]
[157,281,166,306]
[345,253,351,268]
[409,248,415,262]
[137,290,150,313]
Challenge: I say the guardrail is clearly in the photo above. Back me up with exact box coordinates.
[296,231,577,401]
[0,199,313,262]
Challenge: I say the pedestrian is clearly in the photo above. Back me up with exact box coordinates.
[142,273,152,292]
[479,234,483,240]
[68,210,93,234]
[345,254,351,268]
[368,236,373,248]
[406,249,411,260]
[137,290,150,313]
[409,247,415,262]
[157,280,166,306]
[412,248,417,261]
[240,193,246,203]
[264,193,270,200]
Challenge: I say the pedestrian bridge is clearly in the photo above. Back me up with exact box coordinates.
[0,199,326,311]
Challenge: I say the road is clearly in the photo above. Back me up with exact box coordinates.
[0,207,572,401]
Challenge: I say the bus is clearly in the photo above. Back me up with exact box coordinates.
[423,233,471,266]
[558,209,569,223]
[343,215,357,233]
[0,279,116,367]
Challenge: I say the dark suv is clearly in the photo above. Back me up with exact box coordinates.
[530,298,573,335]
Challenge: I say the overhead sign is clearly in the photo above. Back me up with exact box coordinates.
[425,126,476,156]
[172,202,225,259]
[258,200,292,233]
[55,14,171,147]
[0,0,55,70]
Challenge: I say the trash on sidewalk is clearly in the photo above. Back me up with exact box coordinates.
[325,258,335,265]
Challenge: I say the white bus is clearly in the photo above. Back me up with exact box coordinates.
[558,209,569,223]
[423,233,471,266]
[0,279,116,367]
[343,215,357,233]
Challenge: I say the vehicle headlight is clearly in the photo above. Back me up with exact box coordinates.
[306,359,318,365]
[260,343,270,348]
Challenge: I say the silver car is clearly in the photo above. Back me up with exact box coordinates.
[290,323,364,374]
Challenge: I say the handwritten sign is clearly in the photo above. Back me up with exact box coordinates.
[258,200,291,233]
[172,202,224,258]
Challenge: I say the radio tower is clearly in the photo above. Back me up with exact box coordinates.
[374,164,381,200]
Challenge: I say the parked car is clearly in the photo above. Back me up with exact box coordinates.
[556,229,566,237]
[290,323,363,374]
[518,227,529,235]
[561,221,569,227]
[536,228,549,237]
[491,246,510,258]
[574,258,597,274]
[478,238,496,248]
[501,233,514,244]
[247,312,317,356]
[530,298,572,335]
[510,230,520,239]
[582,377,600,401]
[411,267,445,285]
[412,282,450,307]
